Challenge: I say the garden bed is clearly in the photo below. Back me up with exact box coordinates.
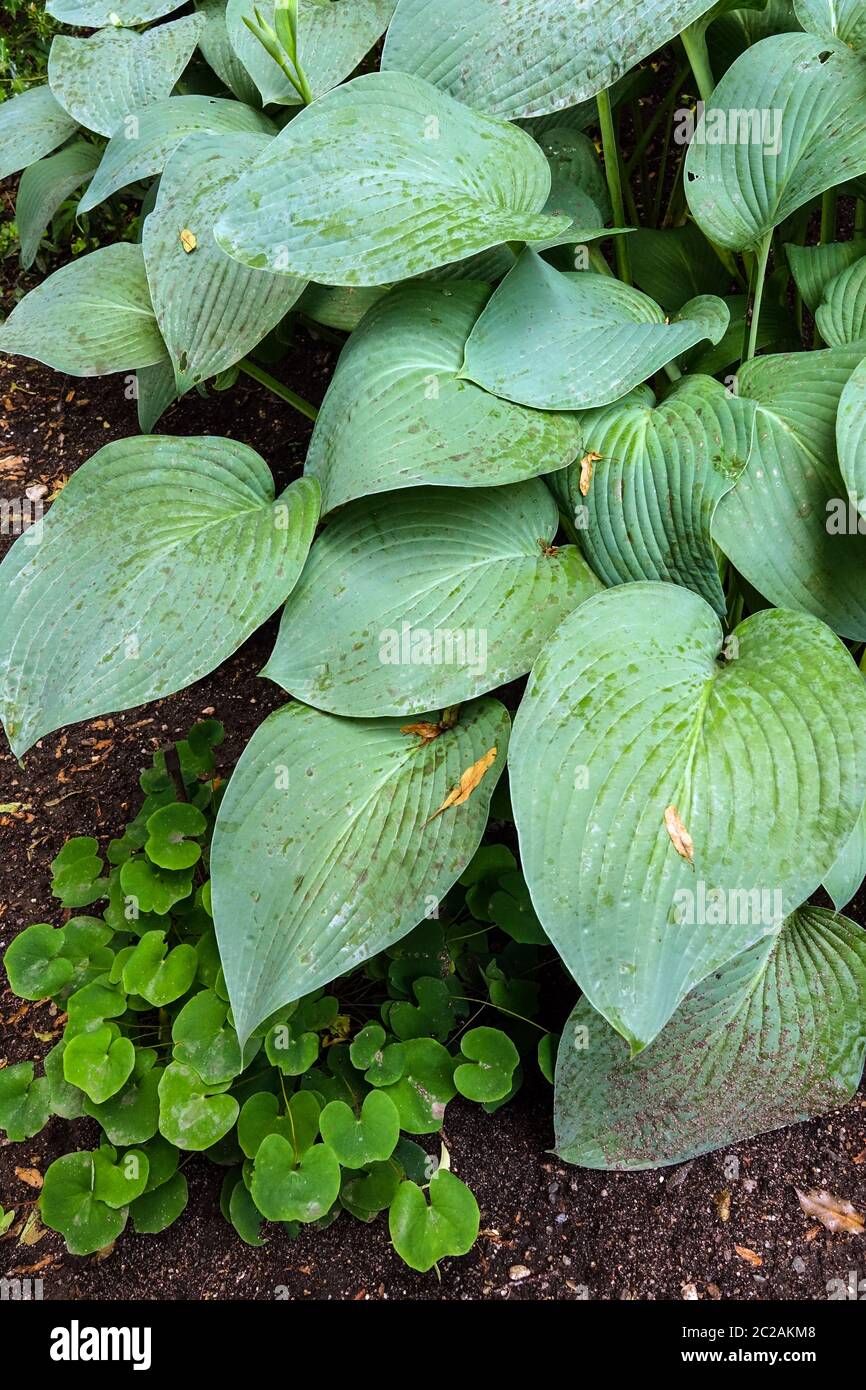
[2,353,865,1302]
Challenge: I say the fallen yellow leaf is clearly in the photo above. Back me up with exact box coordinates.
[401,721,443,744]
[796,1188,865,1234]
[14,1167,42,1189]
[180,228,197,253]
[734,1245,762,1267]
[715,1189,731,1223]
[664,804,694,863]
[578,451,603,496]
[426,747,497,824]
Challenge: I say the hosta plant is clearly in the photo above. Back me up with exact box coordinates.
[2,0,866,1226]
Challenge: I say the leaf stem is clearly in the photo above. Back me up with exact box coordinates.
[820,186,838,245]
[742,231,772,364]
[596,89,631,284]
[238,358,318,421]
[680,23,715,104]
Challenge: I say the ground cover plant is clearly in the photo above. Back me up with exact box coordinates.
[3,0,866,1271]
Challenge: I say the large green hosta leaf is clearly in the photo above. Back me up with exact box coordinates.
[786,239,866,313]
[551,376,752,616]
[713,348,866,640]
[143,132,305,392]
[47,0,187,22]
[306,282,583,515]
[795,0,866,48]
[211,699,509,1044]
[509,583,866,1053]
[0,244,166,377]
[381,0,719,119]
[79,96,274,213]
[0,439,319,758]
[15,142,101,271]
[214,72,567,286]
[554,906,866,1169]
[196,0,260,105]
[263,481,600,717]
[226,0,395,106]
[48,17,205,138]
[685,34,866,251]
[815,257,866,345]
[824,798,866,910]
[0,85,79,182]
[460,251,729,410]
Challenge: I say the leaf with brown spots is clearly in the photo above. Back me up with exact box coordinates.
[664,804,694,863]
[426,746,498,824]
[796,1188,865,1234]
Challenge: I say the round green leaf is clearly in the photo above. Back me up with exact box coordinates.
[0,436,320,758]
[130,1170,189,1233]
[265,481,600,716]
[388,1169,479,1272]
[319,1091,401,1168]
[305,281,583,515]
[381,1038,457,1134]
[212,698,509,1045]
[237,1092,293,1159]
[158,1061,239,1150]
[510,582,866,1053]
[4,923,74,1000]
[215,71,568,286]
[461,251,729,410]
[350,1027,406,1087]
[264,1022,319,1077]
[63,1025,136,1104]
[173,988,252,1084]
[85,1061,163,1146]
[119,861,193,918]
[555,906,866,1168]
[122,931,198,1006]
[40,1152,127,1256]
[0,1062,51,1141]
[340,1160,402,1221]
[453,1026,519,1103]
[250,1136,341,1223]
[146,803,207,871]
[92,1144,150,1207]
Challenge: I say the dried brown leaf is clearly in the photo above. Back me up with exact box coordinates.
[715,1189,731,1223]
[578,451,602,496]
[664,804,694,863]
[14,1167,42,1189]
[734,1244,762,1267]
[796,1188,865,1234]
[425,747,497,824]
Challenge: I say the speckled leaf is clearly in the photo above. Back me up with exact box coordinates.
[685,34,866,251]
[215,72,567,286]
[79,95,274,213]
[555,376,753,616]
[0,436,319,757]
[0,84,79,182]
[263,481,601,717]
[305,281,583,516]
[48,17,205,138]
[509,583,866,1053]
[15,141,101,271]
[143,132,305,391]
[815,257,866,345]
[195,0,260,105]
[713,348,866,640]
[795,0,866,48]
[136,357,179,432]
[381,0,719,119]
[460,251,729,410]
[0,244,166,376]
[211,698,509,1044]
[47,0,187,21]
[555,906,866,1168]
[296,283,388,333]
[226,0,395,106]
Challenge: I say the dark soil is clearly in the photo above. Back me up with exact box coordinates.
[2,348,866,1303]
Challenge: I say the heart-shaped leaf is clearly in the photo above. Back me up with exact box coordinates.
[122,931,198,1006]
[250,1136,341,1223]
[305,281,583,515]
[79,95,275,213]
[685,34,866,251]
[4,923,75,1000]
[389,978,460,1043]
[143,131,305,392]
[510,582,866,1053]
[211,699,509,1045]
[40,1152,127,1256]
[556,375,752,617]
[388,1169,479,1272]
[555,906,866,1168]
[265,480,600,717]
[264,1021,320,1076]
[0,435,319,757]
[63,1025,136,1104]
[460,251,729,410]
[145,803,207,871]
[172,989,254,1084]
[51,837,106,908]
[0,1062,51,1141]
[0,244,166,377]
[48,16,206,137]
[381,0,719,119]
[237,1092,295,1159]
[85,1058,163,1147]
[340,1160,402,1221]
[130,1170,189,1233]
[15,142,101,271]
[226,0,395,106]
[453,1027,519,1103]
[349,1025,406,1087]
[0,85,79,182]
[119,861,193,917]
[92,1144,150,1207]
[158,1061,239,1150]
[381,1038,457,1134]
[713,348,866,640]
[215,72,567,286]
[319,1091,401,1168]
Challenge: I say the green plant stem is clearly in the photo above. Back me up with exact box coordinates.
[680,23,715,103]
[238,358,318,421]
[857,198,866,238]
[597,89,632,284]
[588,245,613,276]
[820,186,838,245]
[742,231,772,364]
[452,996,550,1035]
